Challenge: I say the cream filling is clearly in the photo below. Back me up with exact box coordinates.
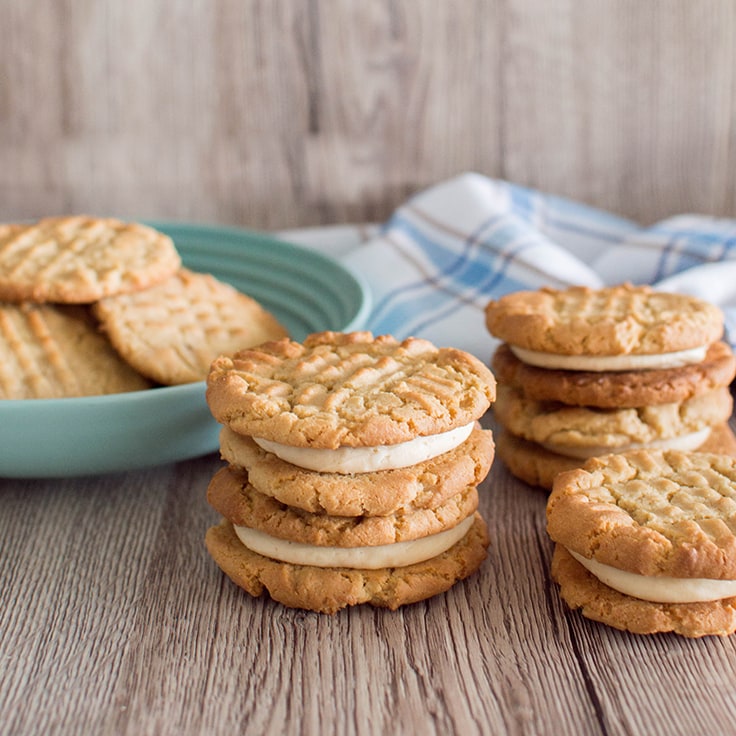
[252,422,474,474]
[233,514,475,570]
[541,427,712,459]
[510,345,707,372]
[569,549,736,603]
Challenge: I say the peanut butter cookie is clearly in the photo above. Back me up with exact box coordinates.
[207,331,496,448]
[206,514,489,614]
[0,216,181,303]
[93,268,288,385]
[547,449,736,636]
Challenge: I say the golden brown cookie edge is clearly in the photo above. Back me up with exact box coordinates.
[207,464,480,546]
[551,545,736,637]
[205,513,490,614]
[206,331,496,449]
[492,341,736,408]
[218,426,495,516]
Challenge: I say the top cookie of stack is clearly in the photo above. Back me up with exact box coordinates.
[485,283,736,489]
[0,215,287,398]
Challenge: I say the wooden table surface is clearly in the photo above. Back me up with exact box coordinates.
[3,410,736,736]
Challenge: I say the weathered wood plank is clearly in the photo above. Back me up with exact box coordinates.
[1,1,734,229]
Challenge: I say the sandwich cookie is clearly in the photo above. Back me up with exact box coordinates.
[485,283,723,371]
[206,331,495,449]
[205,331,497,613]
[218,425,495,517]
[485,284,736,489]
[547,449,736,637]
[208,465,479,552]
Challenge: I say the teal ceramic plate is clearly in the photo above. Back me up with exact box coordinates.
[0,223,371,478]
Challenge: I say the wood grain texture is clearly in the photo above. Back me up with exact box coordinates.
[3,413,736,735]
[1,1,735,229]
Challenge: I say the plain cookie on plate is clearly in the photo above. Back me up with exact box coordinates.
[0,216,181,304]
[0,302,152,399]
[93,268,288,385]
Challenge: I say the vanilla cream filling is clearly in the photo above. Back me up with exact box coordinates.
[252,422,475,474]
[541,427,712,459]
[233,514,475,570]
[569,549,736,603]
[510,345,707,372]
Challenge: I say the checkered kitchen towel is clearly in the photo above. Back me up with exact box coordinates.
[338,172,736,362]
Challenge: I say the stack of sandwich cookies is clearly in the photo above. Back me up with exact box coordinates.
[205,331,496,613]
[547,449,736,637]
[485,284,736,490]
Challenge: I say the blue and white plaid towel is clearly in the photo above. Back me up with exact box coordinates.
[337,172,736,362]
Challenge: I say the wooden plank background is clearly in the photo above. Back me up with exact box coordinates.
[1,0,735,230]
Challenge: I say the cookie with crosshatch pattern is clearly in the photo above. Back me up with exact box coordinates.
[204,331,497,613]
[547,449,736,637]
[93,268,288,384]
[0,216,181,304]
[0,301,152,399]
[206,331,496,448]
[485,283,724,370]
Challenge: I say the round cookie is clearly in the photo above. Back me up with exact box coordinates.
[93,268,288,385]
[485,284,723,360]
[547,449,736,636]
[218,425,495,516]
[548,449,736,577]
[0,302,152,399]
[495,424,736,491]
[494,384,733,456]
[492,341,736,409]
[206,331,497,448]
[207,465,479,547]
[205,514,490,614]
[0,216,181,303]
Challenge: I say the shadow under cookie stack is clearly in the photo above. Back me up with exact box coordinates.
[203,331,497,614]
[484,284,736,491]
